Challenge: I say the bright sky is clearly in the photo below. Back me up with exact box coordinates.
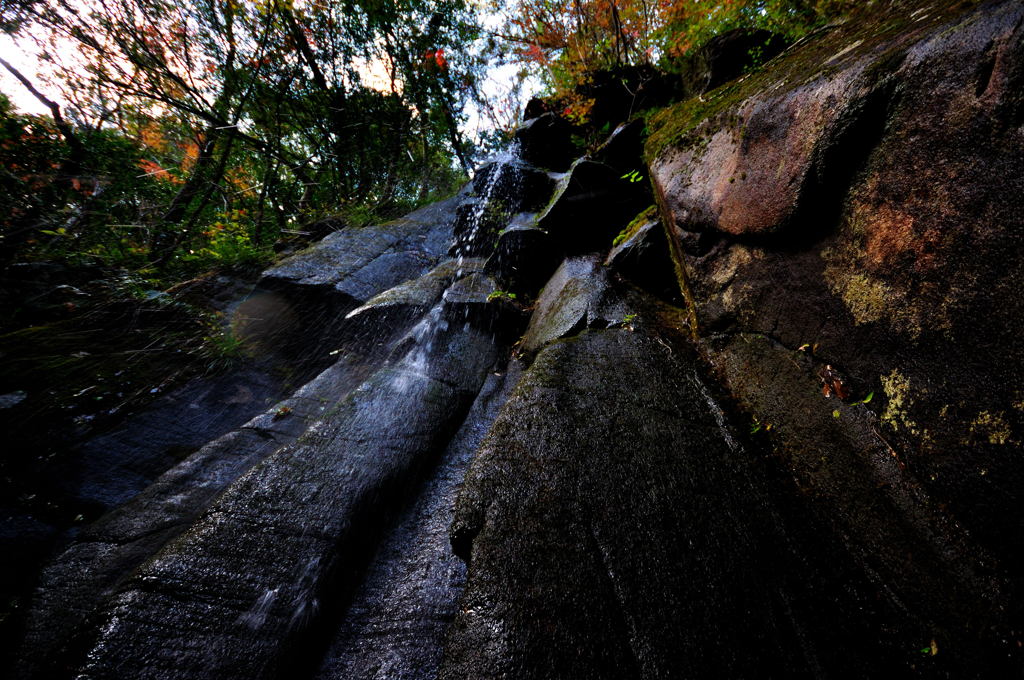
[0,33,53,114]
[0,13,541,144]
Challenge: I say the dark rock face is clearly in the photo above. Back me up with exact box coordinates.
[262,197,456,296]
[449,157,554,258]
[314,365,522,680]
[647,0,1024,670]
[439,327,952,679]
[442,329,792,679]
[471,159,553,213]
[70,355,492,680]
[517,255,632,354]
[592,119,646,174]
[513,113,577,171]
[604,212,680,303]
[537,159,650,254]
[483,213,560,296]
[677,28,789,95]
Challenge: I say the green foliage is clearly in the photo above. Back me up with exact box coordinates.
[750,416,773,434]
[2,0,484,278]
[180,210,274,272]
[497,0,867,110]
[200,323,249,373]
[487,290,518,303]
[612,204,657,246]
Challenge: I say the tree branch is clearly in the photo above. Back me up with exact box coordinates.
[0,55,86,167]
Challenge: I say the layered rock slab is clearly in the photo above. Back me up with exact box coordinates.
[314,365,523,680]
[70,319,500,680]
[441,329,907,678]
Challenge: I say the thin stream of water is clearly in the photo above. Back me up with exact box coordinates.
[453,141,522,277]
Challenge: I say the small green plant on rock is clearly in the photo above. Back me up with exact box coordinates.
[750,416,773,434]
[486,290,517,303]
[612,204,658,247]
[200,324,248,373]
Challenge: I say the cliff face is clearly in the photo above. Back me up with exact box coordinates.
[648,0,1024,629]
[10,1,1024,678]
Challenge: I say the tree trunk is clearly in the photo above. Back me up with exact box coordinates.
[0,57,89,267]
[148,126,223,263]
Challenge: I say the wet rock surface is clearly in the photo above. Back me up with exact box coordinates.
[518,255,631,354]
[482,214,556,289]
[11,189,492,679]
[314,365,522,680]
[441,329,951,678]
[262,196,456,296]
[70,359,488,680]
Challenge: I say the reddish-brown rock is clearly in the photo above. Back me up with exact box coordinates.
[648,0,1024,665]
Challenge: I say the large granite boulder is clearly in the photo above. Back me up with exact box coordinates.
[647,0,1024,664]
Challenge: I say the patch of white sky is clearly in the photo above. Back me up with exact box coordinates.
[1,31,55,115]
[466,1,544,142]
[0,0,543,154]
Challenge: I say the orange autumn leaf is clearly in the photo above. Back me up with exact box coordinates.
[180,141,200,173]
[139,122,169,152]
[137,158,179,183]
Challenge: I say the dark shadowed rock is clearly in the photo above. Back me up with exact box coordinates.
[445,330,773,679]
[522,97,551,120]
[483,213,561,296]
[68,367,289,509]
[569,65,680,130]
[441,329,950,679]
[604,212,680,303]
[471,159,554,213]
[536,159,649,254]
[677,28,789,95]
[592,119,646,175]
[439,273,528,341]
[705,333,1008,663]
[513,113,577,172]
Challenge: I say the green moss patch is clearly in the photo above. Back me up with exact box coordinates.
[613,205,658,246]
[643,0,982,163]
